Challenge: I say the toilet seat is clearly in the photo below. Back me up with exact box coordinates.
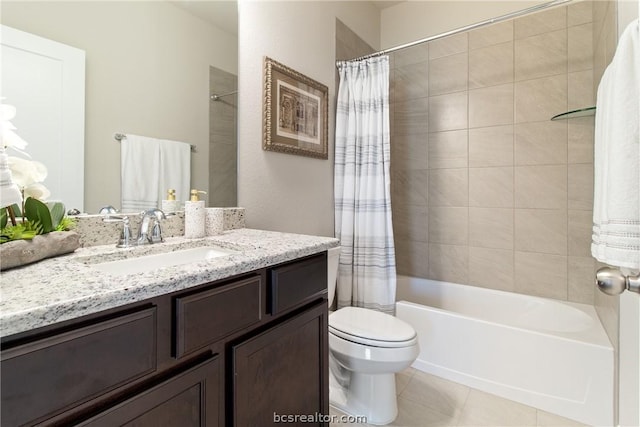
[329,307,417,348]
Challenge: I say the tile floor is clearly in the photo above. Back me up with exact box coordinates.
[330,368,589,427]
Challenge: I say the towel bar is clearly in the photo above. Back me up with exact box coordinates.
[596,267,640,295]
[114,133,196,152]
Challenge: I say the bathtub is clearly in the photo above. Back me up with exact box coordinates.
[395,276,614,427]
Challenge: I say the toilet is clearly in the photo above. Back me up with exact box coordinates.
[326,246,419,425]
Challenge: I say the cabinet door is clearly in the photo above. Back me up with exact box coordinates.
[233,301,328,427]
[78,356,221,427]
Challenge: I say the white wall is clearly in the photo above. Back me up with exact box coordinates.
[2,1,237,213]
[381,0,548,48]
[237,0,379,236]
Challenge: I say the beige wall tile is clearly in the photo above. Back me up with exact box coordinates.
[569,23,594,72]
[568,116,595,163]
[429,91,468,132]
[395,238,429,278]
[469,167,514,208]
[429,243,469,283]
[469,41,514,89]
[394,169,429,207]
[514,6,567,39]
[428,207,468,245]
[514,121,568,165]
[568,256,595,305]
[469,247,514,291]
[394,44,429,68]
[395,98,429,135]
[515,165,568,209]
[516,75,569,124]
[568,209,593,257]
[469,20,513,50]
[514,251,568,299]
[387,3,599,305]
[469,83,514,128]
[393,132,428,170]
[515,30,567,81]
[568,70,594,110]
[568,163,594,210]
[515,208,568,255]
[515,74,567,123]
[469,125,514,167]
[394,61,429,101]
[429,32,468,60]
[429,52,467,96]
[428,130,468,169]
[393,204,428,242]
[335,19,374,61]
[568,1,593,27]
[429,168,468,207]
[469,207,514,250]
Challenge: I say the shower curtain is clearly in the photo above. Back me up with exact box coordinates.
[334,56,396,314]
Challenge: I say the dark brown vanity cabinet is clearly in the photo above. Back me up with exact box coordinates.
[0,252,328,427]
[233,301,328,427]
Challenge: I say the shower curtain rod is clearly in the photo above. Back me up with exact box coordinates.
[339,0,573,64]
[210,90,238,101]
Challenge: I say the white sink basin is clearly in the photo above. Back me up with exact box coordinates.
[89,246,237,276]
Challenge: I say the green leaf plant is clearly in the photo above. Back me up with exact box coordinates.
[0,198,75,244]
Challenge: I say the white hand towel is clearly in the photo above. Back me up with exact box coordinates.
[158,139,191,207]
[121,134,161,212]
[592,19,640,270]
[121,134,191,212]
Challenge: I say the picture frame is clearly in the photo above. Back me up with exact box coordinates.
[263,57,328,159]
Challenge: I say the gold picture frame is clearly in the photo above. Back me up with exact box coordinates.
[263,57,328,159]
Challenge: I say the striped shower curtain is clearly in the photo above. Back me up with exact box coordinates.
[334,56,396,314]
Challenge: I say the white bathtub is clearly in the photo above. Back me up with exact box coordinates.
[395,276,614,427]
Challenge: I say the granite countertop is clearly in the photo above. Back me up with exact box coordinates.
[0,228,339,338]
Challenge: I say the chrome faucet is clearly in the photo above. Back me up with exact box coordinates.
[102,215,134,248]
[136,208,167,245]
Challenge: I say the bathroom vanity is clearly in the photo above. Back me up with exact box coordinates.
[0,229,337,426]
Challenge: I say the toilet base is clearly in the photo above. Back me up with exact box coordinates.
[330,371,398,425]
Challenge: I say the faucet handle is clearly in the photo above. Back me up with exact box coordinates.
[117,217,134,247]
[103,215,133,248]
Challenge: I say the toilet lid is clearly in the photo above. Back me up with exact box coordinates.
[329,307,417,347]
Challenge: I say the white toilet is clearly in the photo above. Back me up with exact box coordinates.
[326,246,419,425]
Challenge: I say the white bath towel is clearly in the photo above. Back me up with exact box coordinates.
[158,139,191,208]
[121,134,191,212]
[592,19,640,270]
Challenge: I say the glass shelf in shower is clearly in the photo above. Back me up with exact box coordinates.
[550,106,596,121]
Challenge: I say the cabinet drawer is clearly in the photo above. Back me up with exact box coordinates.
[269,253,327,315]
[175,276,262,358]
[1,307,157,426]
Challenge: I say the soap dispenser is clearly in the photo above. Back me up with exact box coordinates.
[161,189,180,213]
[184,189,206,238]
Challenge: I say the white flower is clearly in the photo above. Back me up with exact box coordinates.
[7,156,50,201]
[0,102,28,152]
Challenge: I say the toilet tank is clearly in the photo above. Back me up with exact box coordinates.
[327,246,341,307]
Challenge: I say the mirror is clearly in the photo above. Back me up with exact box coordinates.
[1,0,238,214]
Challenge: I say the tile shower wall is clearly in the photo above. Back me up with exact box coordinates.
[209,66,238,207]
[592,0,619,351]
[391,2,598,304]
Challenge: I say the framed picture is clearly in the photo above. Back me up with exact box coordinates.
[263,57,328,159]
